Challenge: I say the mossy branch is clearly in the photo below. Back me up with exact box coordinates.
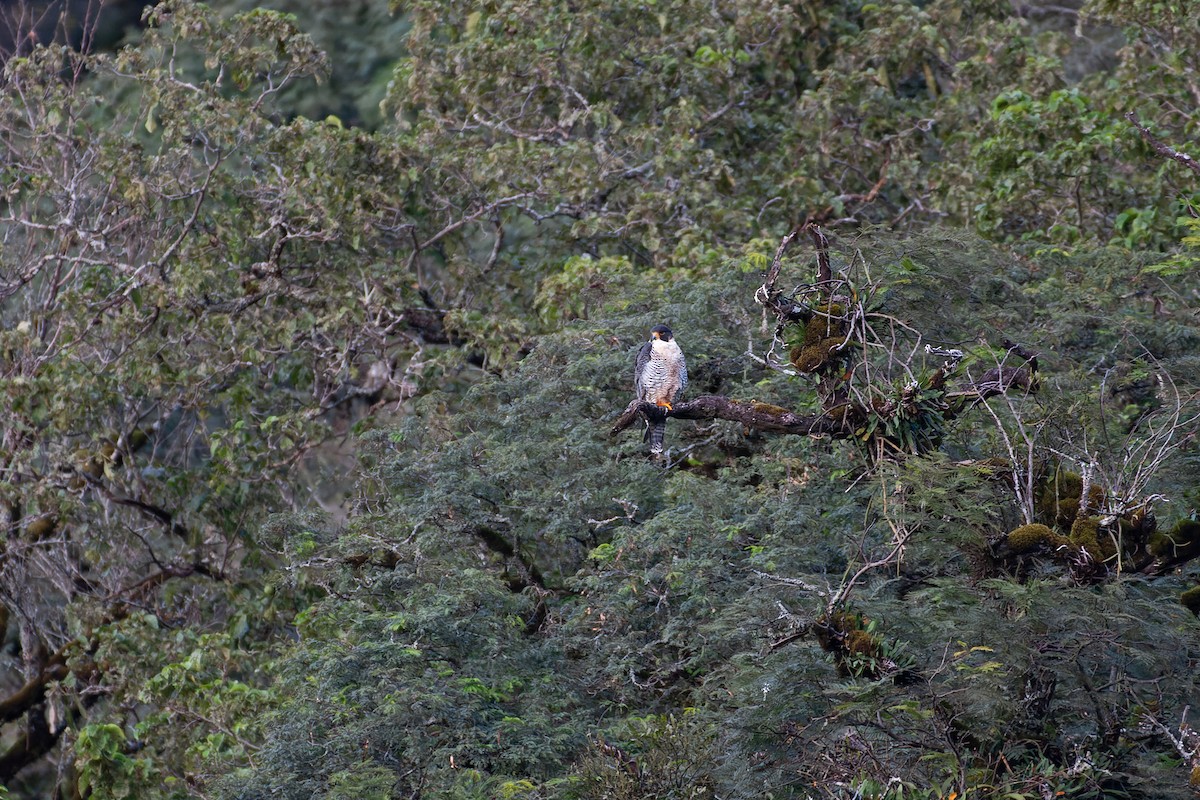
[0,651,68,726]
[611,396,855,438]
[613,361,1036,448]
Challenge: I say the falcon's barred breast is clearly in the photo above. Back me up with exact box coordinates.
[633,324,688,455]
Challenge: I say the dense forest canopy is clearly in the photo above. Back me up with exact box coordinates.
[0,0,1198,798]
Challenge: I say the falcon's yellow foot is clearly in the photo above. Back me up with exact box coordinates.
[656,400,674,411]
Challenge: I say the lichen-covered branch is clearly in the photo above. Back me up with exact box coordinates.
[612,361,1038,453]
[1126,111,1200,177]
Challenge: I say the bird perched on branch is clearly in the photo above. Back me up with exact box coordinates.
[634,323,688,455]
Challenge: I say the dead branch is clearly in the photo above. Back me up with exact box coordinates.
[809,224,832,286]
[755,227,803,320]
[613,347,1036,446]
[754,225,838,330]
[948,366,1038,406]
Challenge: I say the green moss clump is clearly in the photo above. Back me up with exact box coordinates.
[815,610,859,643]
[787,338,854,376]
[845,629,880,658]
[814,610,886,677]
[802,303,846,346]
[1054,497,1080,528]
[1007,525,1077,560]
[1070,516,1117,561]
[790,304,851,374]
[1007,523,1053,553]
[790,335,850,374]
[1069,516,1098,547]
[1148,519,1200,561]
[1181,586,1200,616]
[750,401,789,416]
[24,516,57,541]
[1034,470,1077,529]
[1034,469,1110,532]
[789,343,824,372]
[1056,471,1083,501]
[814,610,867,652]
[818,335,848,354]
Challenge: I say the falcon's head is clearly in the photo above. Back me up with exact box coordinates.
[649,324,675,342]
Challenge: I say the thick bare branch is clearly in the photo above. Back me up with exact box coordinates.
[0,653,68,725]
[0,708,60,782]
[611,396,854,438]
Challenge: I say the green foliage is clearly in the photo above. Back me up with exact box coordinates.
[0,0,420,792]
[215,558,584,798]
[6,0,1200,795]
[1142,211,1200,276]
[574,714,716,800]
[223,231,1200,798]
[1182,584,1200,616]
[182,0,409,128]
[973,88,1133,242]
[75,724,158,800]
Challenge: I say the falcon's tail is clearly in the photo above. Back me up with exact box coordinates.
[645,419,666,455]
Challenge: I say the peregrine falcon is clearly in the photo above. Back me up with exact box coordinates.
[634,324,688,455]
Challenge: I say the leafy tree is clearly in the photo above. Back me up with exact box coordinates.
[226,230,1200,799]
[0,1,424,792]
[4,0,1200,795]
